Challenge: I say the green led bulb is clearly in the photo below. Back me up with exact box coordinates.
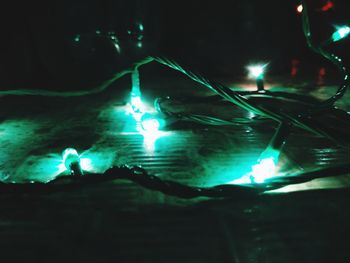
[332,26,350,42]
[130,68,143,113]
[131,96,142,111]
[249,122,288,183]
[138,23,144,32]
[62,148,83,176]
[250,149,279,184]
[140,113,165,132]
[141,119,160,132]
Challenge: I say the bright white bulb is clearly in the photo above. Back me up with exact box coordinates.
[297,4,303,13]
[141,118,160,132]
[338,27,350,38]
[131,96,142,109]
[247,64,267,79]
[251,157,276,183]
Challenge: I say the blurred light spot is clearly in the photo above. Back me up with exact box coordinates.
[318,67,327,85]
[80,158,93,172]
[332,26,350,42]
[296,4,303,13]
[247,64,267,80]
[321,1,334,12]
[291,59,300,77]
[141,118,160,132]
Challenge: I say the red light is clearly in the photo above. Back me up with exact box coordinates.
[318,67,327,85]
[296,4,303,14]
[319,67,326,77]
[321,1,334,12]
[291,59,300,77]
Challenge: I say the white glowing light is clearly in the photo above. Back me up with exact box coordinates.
[139,23,144,31]
[129,69,143,116]
[297,4,303,13]
[141,118,160,132]
[247,64,267,79]
[131,96,142,111]
[229,148,280,185]
[113,43,121,53]
[127,96,144,121]
[250,157,277,183]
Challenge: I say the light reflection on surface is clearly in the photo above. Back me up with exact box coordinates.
[142,131,170,154]
[267,177,349,193]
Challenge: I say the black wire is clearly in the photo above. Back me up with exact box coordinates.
[299,0,350,107]
[1,163,350,198]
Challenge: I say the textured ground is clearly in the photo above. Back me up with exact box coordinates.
[0,65,350,262]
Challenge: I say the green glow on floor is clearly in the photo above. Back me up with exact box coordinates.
[0,120,40,181]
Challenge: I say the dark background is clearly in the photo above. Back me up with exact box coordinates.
[0,0,349,89]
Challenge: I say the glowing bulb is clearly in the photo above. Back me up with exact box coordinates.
[332,26,350,42]
[321,1,334,12]
[140,113,165,132]
[138,23,144,31]
[249,147,280,183]
[131,96,142,111]
[129,68,143,114]
[296,4,303,13]
[62,148,83,176]
[141,118,161,132]
[247,64,267,79]
[250,157,277,183]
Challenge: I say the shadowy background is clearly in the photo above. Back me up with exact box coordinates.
[0,0,349,89]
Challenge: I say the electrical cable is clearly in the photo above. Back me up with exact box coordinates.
[1,162,350,198]
[0,1,349,197]
[299,0,349,108]
[149,56,345,146]
[0,58,153,97]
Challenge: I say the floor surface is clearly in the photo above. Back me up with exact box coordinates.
[0,65,350,262]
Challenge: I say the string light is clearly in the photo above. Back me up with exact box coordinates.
[296,4,303,14]
[252,120,290,183]
[62,148,83,176]
[232,123,289,184]
[250,156,278,183]
[247,64,267,91]
[321,1,334,12]
[0,1,349,198]
[332,26,350,42]
[141,118,161,132]
[247,64,266,79]
[130,68,143,113]
[140,113,167,132]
